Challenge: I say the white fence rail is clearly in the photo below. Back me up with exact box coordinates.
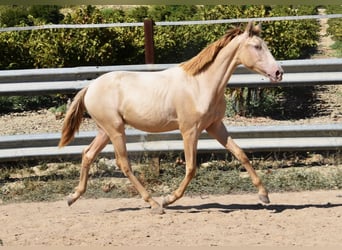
[0,124,341,162]
[0,58,341,162]
[1,14,341,32]
[0,58,341,95]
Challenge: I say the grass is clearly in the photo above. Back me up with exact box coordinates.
[0,152,341,204]
[331,40,342,58]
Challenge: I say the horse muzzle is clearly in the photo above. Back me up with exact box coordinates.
[268,67,284,83]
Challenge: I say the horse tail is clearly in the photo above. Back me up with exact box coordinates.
[58,86,88,147]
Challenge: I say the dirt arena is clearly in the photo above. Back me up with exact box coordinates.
[1,190,341,247]
[0,9,341,247]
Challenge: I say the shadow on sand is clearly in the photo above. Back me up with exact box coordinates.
[165,201,342,214]
[108,196,342,214]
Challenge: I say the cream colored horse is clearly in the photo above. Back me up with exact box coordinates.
[59,22,283,214]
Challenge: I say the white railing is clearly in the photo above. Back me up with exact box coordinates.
[1,14,341,32]
[0,58,341,95]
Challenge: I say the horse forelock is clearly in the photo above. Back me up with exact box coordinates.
[180,27,243,76]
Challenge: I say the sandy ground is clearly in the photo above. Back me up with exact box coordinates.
[1,190,341,247]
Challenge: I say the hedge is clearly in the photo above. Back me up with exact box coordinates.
[0,5,321,117]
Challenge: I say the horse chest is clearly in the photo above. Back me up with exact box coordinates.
[196,97,226,122]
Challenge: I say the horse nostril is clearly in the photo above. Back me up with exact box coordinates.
[276,70,283,78]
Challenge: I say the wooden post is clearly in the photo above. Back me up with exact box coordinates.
[144,19,158,174]
[144,19,155,64]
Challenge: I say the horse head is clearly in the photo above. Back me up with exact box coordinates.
[236,22,283,82]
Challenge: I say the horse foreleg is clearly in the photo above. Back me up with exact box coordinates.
[163,129,199,207]
[67,129,109,206]
[206,121,270,204]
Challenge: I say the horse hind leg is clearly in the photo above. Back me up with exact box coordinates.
[162,129,199,207]
[67,128,109,206]
[106,123,164,214]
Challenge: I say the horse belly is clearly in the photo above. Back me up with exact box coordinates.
[121,98,179,133]
[123,111,179,132]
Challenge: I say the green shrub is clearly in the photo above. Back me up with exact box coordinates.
[0,6,32,27]
[326,5,342,57]
[0,5,321,69]
[263,5,319,59]
[0,95,63,113]
[28,5,64,24]
[0,30,33,69]
[0,5,322,116]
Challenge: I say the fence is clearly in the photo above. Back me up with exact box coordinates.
[0,124,341,162]
[0,58,341,95]
[0,58,341,162]
[1,14,342,32]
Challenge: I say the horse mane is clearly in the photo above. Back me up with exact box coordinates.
[180,27,244,76]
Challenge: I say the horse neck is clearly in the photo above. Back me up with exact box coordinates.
[197,36,242,96]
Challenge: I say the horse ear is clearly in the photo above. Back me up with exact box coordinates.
[245,21,254,36]
[245,22,261,37]
[254,23,262,35]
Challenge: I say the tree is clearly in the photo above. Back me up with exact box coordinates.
[28,5,64,24]
[0,5,31,27]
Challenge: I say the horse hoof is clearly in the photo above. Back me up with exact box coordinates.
[151,206,165,215]
[162,196,170,208]
[259,194,270,204]
[67,196,75,206]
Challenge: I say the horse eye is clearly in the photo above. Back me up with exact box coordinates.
[254,44,262,50]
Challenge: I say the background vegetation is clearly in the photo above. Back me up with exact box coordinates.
[0,5,320,69]
[1,152,341,203]
[0,5,339,117]
[327,5,342,57]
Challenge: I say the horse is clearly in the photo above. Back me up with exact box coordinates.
[59,22,283,214]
